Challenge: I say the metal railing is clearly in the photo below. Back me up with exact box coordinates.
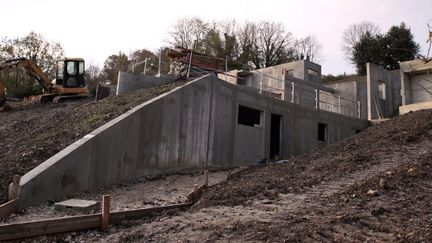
[250,70,361,118]
[175,55,362,118]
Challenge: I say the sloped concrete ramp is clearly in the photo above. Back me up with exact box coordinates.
[17,75,214,209]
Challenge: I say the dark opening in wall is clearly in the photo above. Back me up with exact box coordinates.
[238,105,262,127]
[318,123,328,142]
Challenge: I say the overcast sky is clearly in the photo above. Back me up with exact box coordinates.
[1,0,431,75]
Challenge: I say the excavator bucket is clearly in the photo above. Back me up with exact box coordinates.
[0,97,11,112]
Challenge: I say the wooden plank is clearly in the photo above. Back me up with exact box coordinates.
[0,202,192,241]
[101,195,110,230]
[0,199,18,219]
[110,202,192,224]
[0,214,101,241]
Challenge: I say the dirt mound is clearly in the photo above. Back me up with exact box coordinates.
[0,81,185,203]
[197,109,432,208]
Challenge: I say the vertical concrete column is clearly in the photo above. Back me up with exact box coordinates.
[400,68,407,105]
[366,63,373,120]
[291,82,295,103]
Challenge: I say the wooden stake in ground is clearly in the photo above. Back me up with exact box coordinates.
[10,175,21,200]
[101,195,110,231]
[204,170,209,188]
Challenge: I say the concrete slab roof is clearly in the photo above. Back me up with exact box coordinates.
[400,59,432,75]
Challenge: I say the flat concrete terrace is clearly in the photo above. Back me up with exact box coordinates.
[0,170,232,225]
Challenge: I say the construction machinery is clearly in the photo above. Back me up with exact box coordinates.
[0,57,88,108]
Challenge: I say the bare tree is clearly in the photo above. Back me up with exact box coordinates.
[256,21,295,68]
[169,17,208,52]
[342,21,380,62]
[294,35,323,63]
[235,21,295,68]
[236,21,259,68]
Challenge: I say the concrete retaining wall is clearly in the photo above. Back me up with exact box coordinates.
[399,100,432,115]
[116,71,175,95]
[18,76,212,209]
[16,75,368,209]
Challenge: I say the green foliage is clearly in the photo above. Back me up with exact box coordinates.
[321,73,360,83]
[351,23,419,75]
[100,52,129,85]
[0,32,64,98]
[99,48,167,86]
[352,32,385,75]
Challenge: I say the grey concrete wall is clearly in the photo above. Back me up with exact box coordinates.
[116,71,175,95]
[407,74,432,104]
[322,78,367,119]
[208,76,368,165]
[367,63,401,119]
[218,60,322,101]
[16,75,368,209]
[18,75,213,209]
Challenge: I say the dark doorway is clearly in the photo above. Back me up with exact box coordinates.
[270,114,282,160]
[318,123,328,142]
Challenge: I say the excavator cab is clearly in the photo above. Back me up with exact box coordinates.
[56,58,86,88]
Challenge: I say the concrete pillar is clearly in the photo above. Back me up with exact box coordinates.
[400,68,407,105]
[366,63,373,120]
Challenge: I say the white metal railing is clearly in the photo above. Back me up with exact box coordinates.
[253,71,361,118]
[178,56,362,118]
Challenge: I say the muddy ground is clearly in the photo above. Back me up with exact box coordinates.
[0,81,186,203]
[9,109,432,242]
[0,170,230,225]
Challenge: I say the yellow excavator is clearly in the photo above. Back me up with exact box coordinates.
[0,57,89,109]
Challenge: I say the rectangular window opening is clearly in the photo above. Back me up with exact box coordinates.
[378,81,386,100]
[286,70,294,78]
[318,123,328,142]
[238,105,262,127]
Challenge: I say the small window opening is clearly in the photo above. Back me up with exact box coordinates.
[78,62,85,74]
[286,70,294,78]
[238,105,262,127]
[308,69,318,82]
[67,62,76,75]
[378,81,386,100]
[237,77,247,85]
[57,61,64,79]
[318,123,328,142]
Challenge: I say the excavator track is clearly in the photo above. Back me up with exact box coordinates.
[38,94,57,103]
[53,94,88,103]
[0,97,5,107]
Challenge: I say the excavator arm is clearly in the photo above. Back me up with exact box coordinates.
[0,76,5,107]
[0,58,54,107]
[0,58,53,89]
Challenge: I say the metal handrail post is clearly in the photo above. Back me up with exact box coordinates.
[291,82,295,103]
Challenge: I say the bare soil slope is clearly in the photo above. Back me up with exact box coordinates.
[0,81,185,203]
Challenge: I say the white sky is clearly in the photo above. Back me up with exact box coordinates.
[1,0,431,75]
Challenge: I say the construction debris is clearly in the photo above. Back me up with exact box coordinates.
[167,46,227,72]
[54,199,100,213]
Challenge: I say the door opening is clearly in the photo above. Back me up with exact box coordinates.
[270,114,282,160]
